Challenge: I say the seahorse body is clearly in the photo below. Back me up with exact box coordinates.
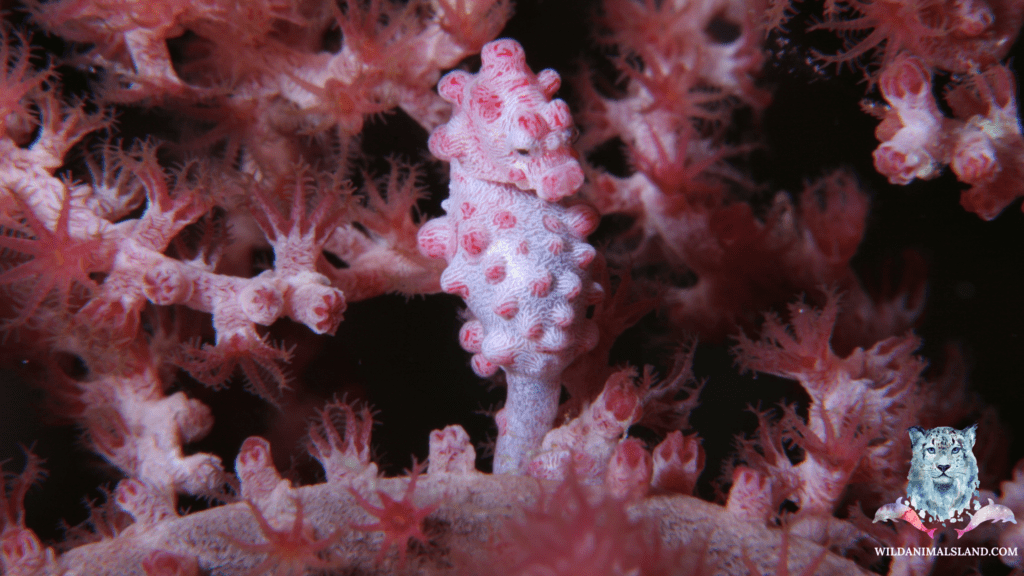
[418,39,602,473]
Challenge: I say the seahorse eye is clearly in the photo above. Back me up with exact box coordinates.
[515,148,530,156]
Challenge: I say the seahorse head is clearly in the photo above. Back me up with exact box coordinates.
[429,39,584,202]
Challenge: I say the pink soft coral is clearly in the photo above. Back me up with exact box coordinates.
[809,0,1019,76]
[0,449,52,576]
[348,462,438,569]
[868,55,1024,219]
[491,471,684,576]
[0,186,108,328]
[224,496,346,576]
[732,291,926,530]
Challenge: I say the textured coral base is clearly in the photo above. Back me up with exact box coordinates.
[56,474,867,575]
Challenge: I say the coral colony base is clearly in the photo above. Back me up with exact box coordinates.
[0,0,1023,575]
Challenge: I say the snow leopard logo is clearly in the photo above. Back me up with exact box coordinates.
[874,423,1014,540]
[906,424,979,523]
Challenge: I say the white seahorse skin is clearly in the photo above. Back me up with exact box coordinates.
[418,39,601,474]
